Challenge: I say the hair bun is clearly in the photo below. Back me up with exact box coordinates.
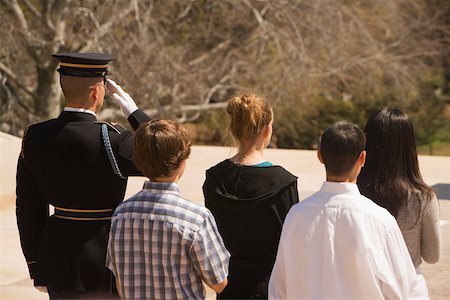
[226,95,244,115]
[226,93,273,143]
[226,94,257,115]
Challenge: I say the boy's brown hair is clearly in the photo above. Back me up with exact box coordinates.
[133,119,191,179]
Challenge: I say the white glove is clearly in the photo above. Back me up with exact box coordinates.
[106,79,139,117]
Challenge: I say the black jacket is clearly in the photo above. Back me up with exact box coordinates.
[16,109,149,291]
[203,159,299,299]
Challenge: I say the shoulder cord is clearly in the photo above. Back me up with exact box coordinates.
[101,124,127,180]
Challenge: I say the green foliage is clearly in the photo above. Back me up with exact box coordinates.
[190,109,228,145]
[407,69,450,153]
[275,96,376,149]
[418,142,450,156]
[275,78,449,151]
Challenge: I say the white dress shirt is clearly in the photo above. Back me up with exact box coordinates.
[269,181,417,300]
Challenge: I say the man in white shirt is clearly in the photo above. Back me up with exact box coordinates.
[269,121,417,300]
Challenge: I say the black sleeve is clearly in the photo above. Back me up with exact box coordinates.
[16,155,49,279]
[116,109,151,176]
[127,109,150,131]
[117,131,143,176]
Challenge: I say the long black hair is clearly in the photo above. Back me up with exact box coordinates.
[358,108,434,218]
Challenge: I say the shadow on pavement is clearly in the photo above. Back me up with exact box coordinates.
[432,183,450,200]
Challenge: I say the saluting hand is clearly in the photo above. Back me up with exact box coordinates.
[106,79,139,117]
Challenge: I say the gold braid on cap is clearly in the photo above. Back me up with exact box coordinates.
[60,62,108,68]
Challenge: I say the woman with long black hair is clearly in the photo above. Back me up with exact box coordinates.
[358,107,441,298]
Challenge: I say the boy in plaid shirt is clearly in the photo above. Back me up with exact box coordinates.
[106,119,229,299]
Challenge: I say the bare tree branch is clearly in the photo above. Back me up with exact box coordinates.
[2,0,30,34]
[0,0,46,63]
[188,40,231,67]
[201,65,240,107]
[243,0,269,33]
[98,102,227,121]
[0,62,35,98]
[0,73,33,115]
[21,0,41,18]
[177,3,192,20]
[42,0,56,31]
[79,4,136,52]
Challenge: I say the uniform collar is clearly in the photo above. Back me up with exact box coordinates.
[320,181,361,195]
[59,110,97,122]
[63,107,96,116]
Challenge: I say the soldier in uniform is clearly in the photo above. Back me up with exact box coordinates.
[16,53,150,299]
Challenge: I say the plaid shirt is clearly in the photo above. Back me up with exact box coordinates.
[106,181,230,299]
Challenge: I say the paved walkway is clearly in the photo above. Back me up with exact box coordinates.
[1,131,449,299]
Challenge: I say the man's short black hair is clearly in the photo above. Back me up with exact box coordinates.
[320,121,366,176]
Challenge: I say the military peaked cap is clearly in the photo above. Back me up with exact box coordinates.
[53,52,114,77]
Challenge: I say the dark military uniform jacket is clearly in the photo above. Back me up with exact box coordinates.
[16,109,149,292]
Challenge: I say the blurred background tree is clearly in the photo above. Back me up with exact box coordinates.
[1,0,449,154]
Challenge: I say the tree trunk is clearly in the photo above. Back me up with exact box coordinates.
[34,66,62,118]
